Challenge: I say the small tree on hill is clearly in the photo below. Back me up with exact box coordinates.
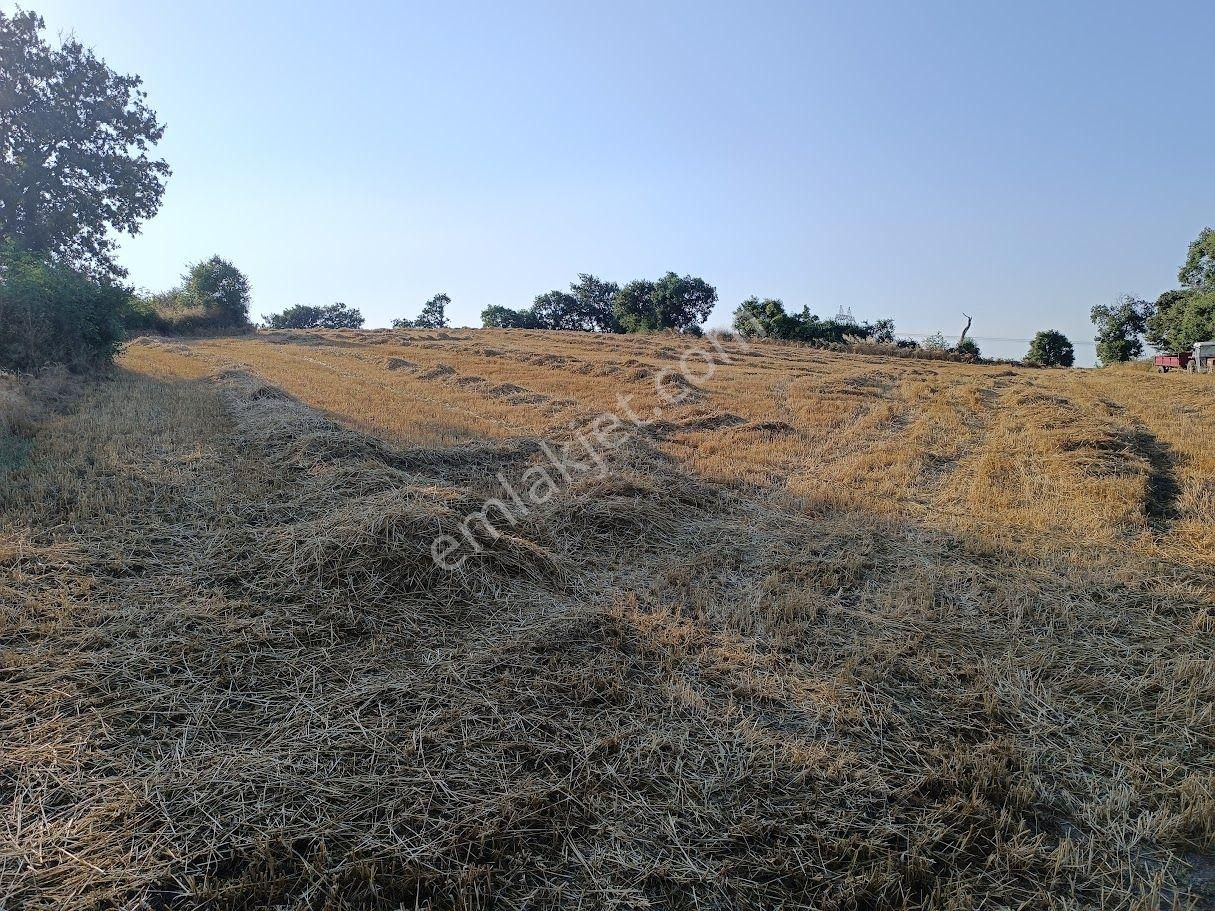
[1091,294,1149,364]
[1025,330,1075,367]
[733,297,797,339]
[396,293,450,329]
[180,256,251,329]
[870,318,896,343]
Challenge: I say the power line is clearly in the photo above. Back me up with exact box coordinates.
[895,331,1096,346]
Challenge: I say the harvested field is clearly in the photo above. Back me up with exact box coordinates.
[3,328,1214,909]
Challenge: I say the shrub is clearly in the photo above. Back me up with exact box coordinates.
[0,245,130,372]
[955,338,981,359]
[923,332,949,351]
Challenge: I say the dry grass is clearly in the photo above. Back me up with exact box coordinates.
[2,328,1213,909]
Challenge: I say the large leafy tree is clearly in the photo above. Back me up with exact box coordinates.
[530,290,584,330]
[1090,294,1150,364]
[1024,330,1075,367]
[612,272,717,334]
[1144,229,1215,352]
[0,10,169,278]
[569,273,622,332]
[481,304,542,329]
[1178,227,1215,291]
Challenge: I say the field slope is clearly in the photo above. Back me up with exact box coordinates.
[3,328,1214,909]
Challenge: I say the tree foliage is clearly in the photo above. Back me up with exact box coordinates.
[479,273,714,334]
[0,10,169,279]
[732,297,799,339]
[530,290,584,330]
[570,274,623,332]
[122,257,252,335]
[1178,227,1215,292]
[395,293,450,329]
[1142,228,1215,352]
[1107,229,1215,356]
[481,275,623,332]
[1024,330,1075,367]
[1091,295,1149,364]
[612,273,717,334]
[731,297,894,345]
[0,244,130,372]
[263,302,364,330]
[179,256,251,329]
[1146,289,1215,352]
[481,304,542,329]
[870,318,896,343]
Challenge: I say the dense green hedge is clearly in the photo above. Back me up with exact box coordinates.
[0,246,131,373]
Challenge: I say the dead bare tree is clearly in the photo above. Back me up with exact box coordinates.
[958,313,973,346]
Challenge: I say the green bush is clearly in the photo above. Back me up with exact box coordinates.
[126,257,254,336]
[0,246,130,373]
[955,338,981,359]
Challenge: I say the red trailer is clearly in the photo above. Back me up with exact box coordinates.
[1155,353,1193,372]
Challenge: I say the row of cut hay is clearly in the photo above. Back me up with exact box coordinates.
[214,368,540,478]
[208,368,564,600]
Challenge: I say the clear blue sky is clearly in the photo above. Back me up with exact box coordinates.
[15,0,1214,363]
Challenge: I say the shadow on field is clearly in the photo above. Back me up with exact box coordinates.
[1132,426,1182,527]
